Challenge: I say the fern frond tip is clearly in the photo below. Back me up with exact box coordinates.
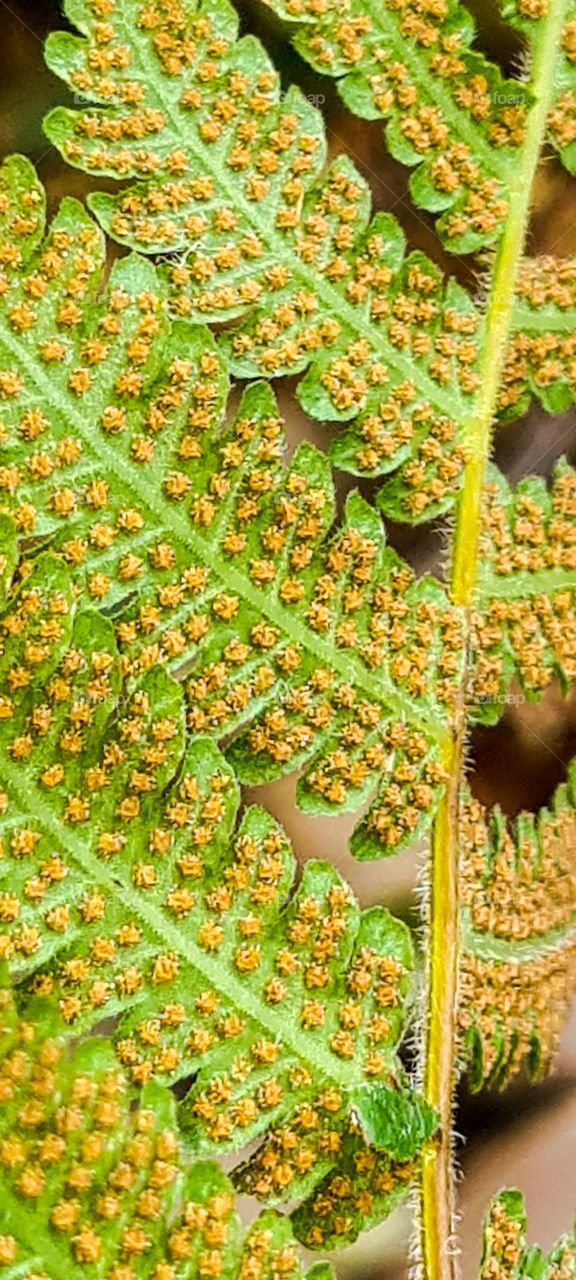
[479,1188,575,1280]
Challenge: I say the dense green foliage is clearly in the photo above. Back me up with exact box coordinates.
[0,0,576,1276]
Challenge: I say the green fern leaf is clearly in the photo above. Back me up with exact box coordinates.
[470,462,576,724]
[478,1189,575,1280]
[235,1079,437,1250]
[0,562,436,1220]
[255,0,576,259]
[0,975,338,1277]
[0,155,466,858]
[459,779,576,1089]
[219,0,531,253]
[40,4,484,509]
[230,1085,437,1251]
[495,4,576,195]
[2,1,576,1270]
[270,1125,418,1251]
[500,256,576,418]
[545,5,576,173]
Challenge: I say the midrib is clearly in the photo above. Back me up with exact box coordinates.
[477,565,576,600]
[0,319,447,743]
[108,12,471,422]
[462,908,576,964]
[421,7,572,1279]
[2,752,356,1086]
[512,302,576,334]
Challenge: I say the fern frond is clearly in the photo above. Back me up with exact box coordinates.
[40,3,484,509]
[478,1189,575,1280]
[492,4,576,201]
[0,156,466,857]
[255,0,576,259]
[8,5,576,1270]
[228,0,531,253]
[459,779,576,1089]
[0,976,336,1278]
[276,1130,416,1251]
[238,1081,437,1249]
[500,256,576,418]
[0,561,437,1219]
[470,462,576,723]
[545,5,576,174]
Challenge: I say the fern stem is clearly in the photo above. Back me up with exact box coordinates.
[420,8,570,1279]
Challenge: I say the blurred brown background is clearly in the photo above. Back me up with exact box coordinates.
[1,0,576,1271]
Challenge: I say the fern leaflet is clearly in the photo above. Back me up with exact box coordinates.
[1,1,576,1274]
[478,1190,575,1280]
[41,0,484,514]
[235,0,531,250]
[253,0,576,256]
[0,975,336,1276]
[460,779,576,1088]
[470,463,576,723]
[544,3,576,174]
[0,156,466,858]
[0,559,435,1227]
[501,256,576,418]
